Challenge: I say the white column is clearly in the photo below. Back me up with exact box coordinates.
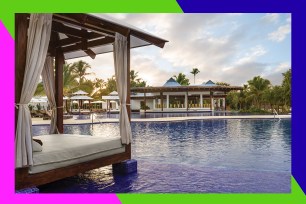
[185,93,188,108]
[153,98,156,109]
[200,94,203,108]
[222,98,225,109]
[211,97,214,110]
[166,94,169,109]
[218,99,221,109]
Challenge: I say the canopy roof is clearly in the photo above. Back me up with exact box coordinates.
[40,13,168,60]
[72,90,88,95]
[109,91,118,95]
[163,77,181,87]
[70,95,93,100]
[102,95,119,100]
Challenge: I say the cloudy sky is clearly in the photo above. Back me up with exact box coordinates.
[68,13,291,86]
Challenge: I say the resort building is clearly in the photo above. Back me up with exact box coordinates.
[130,77,242,112]
[70,90,93,113]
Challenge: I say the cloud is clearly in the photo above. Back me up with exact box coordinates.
[268,24,291,42]
[69,14,291,88]
[262,62,290,85]
[235,45,267,65]
[262,13,280,24]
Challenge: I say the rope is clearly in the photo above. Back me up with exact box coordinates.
[15,103,28,109]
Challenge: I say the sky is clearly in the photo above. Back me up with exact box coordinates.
[67,13,291,86]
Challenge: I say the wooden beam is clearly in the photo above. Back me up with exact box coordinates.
[84,49,96,59]
[61,37,114,53]
[52,21,88,38]
[57,32,103,47]
[55,46,64,133]
[53,14,115,37]
[131,30,167,48]
[59,13,130,36]
[15,14,29,129]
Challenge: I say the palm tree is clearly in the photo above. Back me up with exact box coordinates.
[63,63,78,96]
[91,78,106,99]
[247,76,271,109]
[173,73,190,85]
[281,69,291,107]
[34,82,45,96]
[71,60,91,87]
[216,82,230,86]
[130,70,139,82]
[190,68,200,84]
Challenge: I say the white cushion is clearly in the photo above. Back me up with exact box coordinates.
[29,134,124,174]
[32,140,42,152]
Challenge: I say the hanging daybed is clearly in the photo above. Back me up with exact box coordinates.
[15,13,168,190]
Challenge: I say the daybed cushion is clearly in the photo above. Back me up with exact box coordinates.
[30,134,125,174]
[32,140,42,152]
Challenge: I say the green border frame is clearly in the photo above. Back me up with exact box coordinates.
[1,0,305,203]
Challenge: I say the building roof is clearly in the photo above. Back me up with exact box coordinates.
[201,80,216,86]
[72,90,88,95]
[70,95,93,100]
[109,91,118,95]
[163,77,181,87]
[102,95,119,100]
[131,85,242,93]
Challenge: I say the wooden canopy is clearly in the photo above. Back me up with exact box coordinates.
[50,13,168,60]
[15,13,168,190]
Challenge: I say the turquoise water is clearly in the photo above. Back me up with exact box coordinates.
[33,119,291,193]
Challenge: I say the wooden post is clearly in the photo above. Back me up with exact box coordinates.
[15,14,28,129]
[186,91,189,111]
[144,91,147,114]
[55,48,64,133]
[160,92,164,112]
[126,33,131,158]
[210,91,213,111]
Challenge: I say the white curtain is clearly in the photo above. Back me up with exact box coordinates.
[113,33,132,144]
[42,56,58,134]
[15,14,52,168]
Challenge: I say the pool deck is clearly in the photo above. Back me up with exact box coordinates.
[32,115,291,125]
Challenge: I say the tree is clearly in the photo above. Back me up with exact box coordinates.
[63,63,78,96]
[34,82,45,96]
[78,79,94,95]
[91,78,106,99]
[130,70,138,83]
[71,60,91,86]
[130,70,146,87]
[281,69,291,107]
[105,76,117,93]
[173,73,190,85]
[247,76,271,109]
[190,68,200,84]
[216,82,230,86]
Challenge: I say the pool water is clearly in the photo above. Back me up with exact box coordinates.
[33,119,291,193]
[75,111,275,120]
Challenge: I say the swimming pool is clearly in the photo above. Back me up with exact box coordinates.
[33,119,291,193]
[74,111,275,120]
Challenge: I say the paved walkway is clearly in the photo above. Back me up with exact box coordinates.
[32,114,291,126]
